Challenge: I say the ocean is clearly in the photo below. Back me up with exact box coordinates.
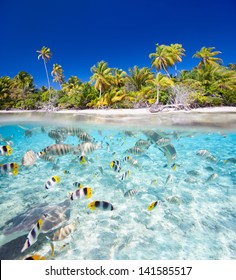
[0,112,236,260]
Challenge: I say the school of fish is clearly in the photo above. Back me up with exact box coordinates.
[1,125,233,260]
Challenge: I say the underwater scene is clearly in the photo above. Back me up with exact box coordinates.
[0,116,236,260]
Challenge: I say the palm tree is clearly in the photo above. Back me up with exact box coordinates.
[151,73,174,104]
[0,76,14,107]
[110,68,126,88]
[62,76,81,96]
[168,44,185,74]
[126,66,154,91]
[193,47,222,68]
[228,63,236,71]
[149,44,175,77]
[36,46,52,104]
[213,67,236,91]
[14,71,34,97]
[90,61,112,98]
[51,64,64,88]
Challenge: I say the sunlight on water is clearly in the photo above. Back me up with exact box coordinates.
[0,113,236,260]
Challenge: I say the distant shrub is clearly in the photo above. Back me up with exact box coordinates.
[193,95,223,107]
[221,90,236,106]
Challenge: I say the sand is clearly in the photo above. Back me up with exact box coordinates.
[1,106,236,115]
[0,107,235,130]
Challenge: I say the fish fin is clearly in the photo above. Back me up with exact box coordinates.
[87,188,92,198]
[21,238,30,253]
[50,242,55,257]
[54,176,60,183]
[12,169,18,176]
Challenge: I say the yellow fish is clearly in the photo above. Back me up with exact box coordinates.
[147,201,158,211]
[171,163,177,171]
[45,176,60,189]
[70,187,92,200]
[24,255,46,260]
[0,162,19,176]
[0,145,12,156]
[123,156,131,162]
[73,182,83,188]
[21,218,43,253]
[79,155,87,164]
[119,170,130,181]
[110,160,121,172]
[88,201,114,211]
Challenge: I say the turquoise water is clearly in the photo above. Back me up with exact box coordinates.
[0,116,236,260]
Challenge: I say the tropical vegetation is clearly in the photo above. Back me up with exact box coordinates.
[0,44,235,110]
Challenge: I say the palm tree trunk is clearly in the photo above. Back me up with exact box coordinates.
[43,60,51,104]
[174,64,178,77]
[99,85,102,98]
[155,86,160,104]
[161,62,171,78]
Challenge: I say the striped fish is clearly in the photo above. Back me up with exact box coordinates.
[70,187,92,200]
[88,201,114,211]
[40,153,57,163]
[119,170,130,181]
[110,160,122,172]
[0,145,12,156]
[21,218,43,253]
[48,130,67,143]
[125,146,144,155]
[22,150,37,166]
[124,189,138,197]
[64,127,84,136]
[75,142,101,155]
[43,144,74,156]
[196,150,217,162]
[206,173,218,182]
[165,174,173,185]
[45,176,60,189]
[50,224,75,241]
[135,139,151,149]
[73,182,83,188]
[78,132,92,142]
[0,162,19,176]
[156,138,171,147]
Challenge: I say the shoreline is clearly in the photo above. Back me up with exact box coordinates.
[1,106,236,130]
[0,106,236,115]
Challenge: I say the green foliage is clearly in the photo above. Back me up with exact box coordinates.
[0,44,235,110]
[221,90,236,106]
[190,91,223,107]
[159,90,170,104]
[125,66,154,91]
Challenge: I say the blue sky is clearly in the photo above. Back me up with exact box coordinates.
[1,0,236,88]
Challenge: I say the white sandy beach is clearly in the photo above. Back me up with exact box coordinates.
[1,106,236,115]
[0,106,235,130]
